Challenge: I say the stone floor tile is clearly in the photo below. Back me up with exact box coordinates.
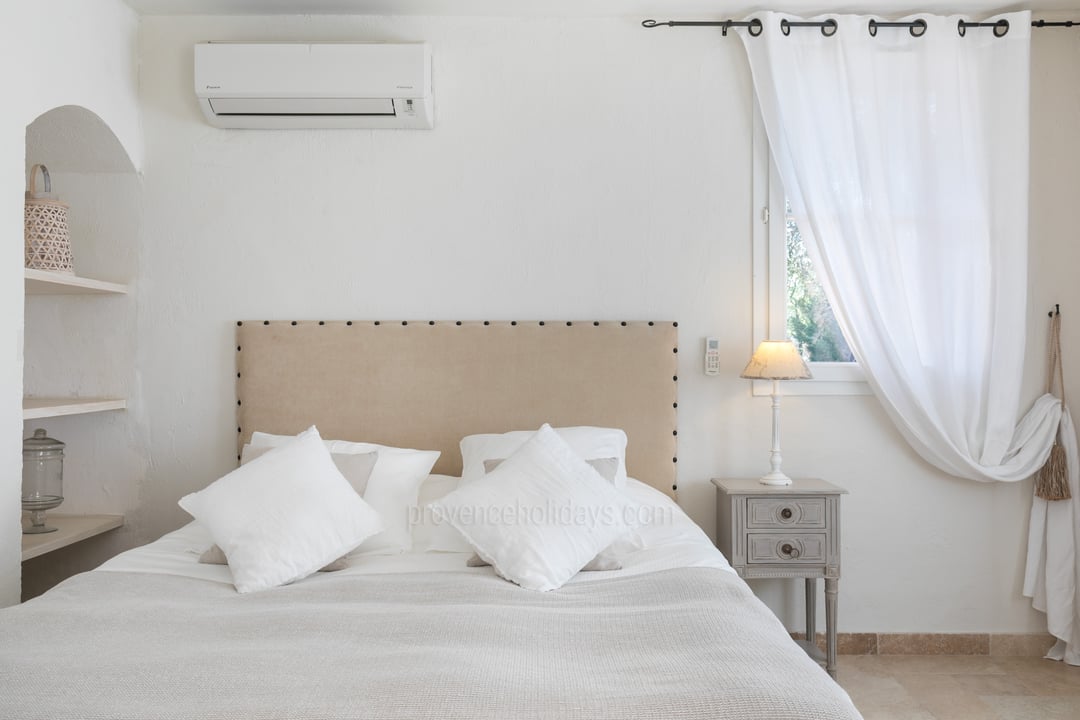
[879,655,1007,676]
[836,655,1080,719]
[985,696,1080,720]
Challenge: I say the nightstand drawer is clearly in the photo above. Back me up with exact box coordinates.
[747,497,826,529]
[747,533,827,564]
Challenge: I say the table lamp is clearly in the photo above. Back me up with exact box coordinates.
[740,340,812,485]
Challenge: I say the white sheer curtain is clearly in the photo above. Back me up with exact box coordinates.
[738,11,1080,663]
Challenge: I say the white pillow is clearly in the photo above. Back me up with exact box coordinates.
[460,426,629,488]
[622,477,713,551]
[179,427,383,593]
[432,424,640,591]
[250,431,439,554]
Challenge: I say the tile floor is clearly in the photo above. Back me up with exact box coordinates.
[837,655,1080,719]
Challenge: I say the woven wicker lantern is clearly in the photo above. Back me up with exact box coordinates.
[24,164,73,274]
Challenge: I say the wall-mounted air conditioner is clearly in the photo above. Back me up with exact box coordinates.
[194,42,433,129]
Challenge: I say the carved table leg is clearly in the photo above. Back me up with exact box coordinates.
[805,578,817,648]
[825,576,838,679]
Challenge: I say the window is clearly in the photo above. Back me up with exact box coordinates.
[784,204,854,363]
[751,106,868,396]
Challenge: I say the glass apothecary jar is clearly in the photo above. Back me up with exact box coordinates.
[22,428,64,534]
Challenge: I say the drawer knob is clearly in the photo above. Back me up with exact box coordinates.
[781,543,800,558]
[780,507,793,520]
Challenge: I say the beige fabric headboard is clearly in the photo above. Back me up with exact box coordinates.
[236,321,679,496]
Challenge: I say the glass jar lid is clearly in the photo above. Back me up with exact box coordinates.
[23,428,64,452]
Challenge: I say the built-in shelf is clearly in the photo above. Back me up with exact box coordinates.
[21,514,124,561]
[22,397,127,420]
[24,269,128,295]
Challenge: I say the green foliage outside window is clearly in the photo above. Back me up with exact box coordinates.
[785,214,854,363]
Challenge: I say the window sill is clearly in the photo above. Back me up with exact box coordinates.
[751,363,872,397]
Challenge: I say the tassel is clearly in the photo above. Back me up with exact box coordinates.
[1036,308,1069,501]
[1035,439,1071,501]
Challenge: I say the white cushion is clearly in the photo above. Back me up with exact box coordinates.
[482,456,625,566]
[433,424,640,591]
[423,455,626,552]
[179,427,383,593]
[198,545,348,572]
[460,426,628,488]
[250,432,439,554]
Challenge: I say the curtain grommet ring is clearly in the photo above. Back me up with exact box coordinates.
[781,17,835,36]
[958,18,1010,37]
[870,19,926,37]
[748,18,763,36]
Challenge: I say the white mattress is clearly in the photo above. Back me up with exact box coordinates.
[98,478,734,587]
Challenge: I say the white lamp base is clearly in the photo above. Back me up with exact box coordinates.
[758,471,792,486]
[758,380,794,486]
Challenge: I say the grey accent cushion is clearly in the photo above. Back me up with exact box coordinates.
[240,445,379,497]
[482,456,619,484]
[467,551,621,572]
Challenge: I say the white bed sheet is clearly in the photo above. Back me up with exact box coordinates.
[98,478,733,588]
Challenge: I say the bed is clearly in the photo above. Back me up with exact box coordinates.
[0,321,861,720]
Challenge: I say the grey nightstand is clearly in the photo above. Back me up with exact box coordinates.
[711,477,847,678]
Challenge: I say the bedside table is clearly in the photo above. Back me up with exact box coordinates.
[711,477,847,678]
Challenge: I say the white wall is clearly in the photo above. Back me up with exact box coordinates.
[126,13,1080,634]
[0,0,142,606]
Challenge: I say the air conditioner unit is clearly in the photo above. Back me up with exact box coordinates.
[194,42,433,129]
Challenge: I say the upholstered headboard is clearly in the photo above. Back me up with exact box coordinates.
[235,321,679,496]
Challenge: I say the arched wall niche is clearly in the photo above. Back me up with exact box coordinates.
[20,103,147,601]
[26,105,136,175]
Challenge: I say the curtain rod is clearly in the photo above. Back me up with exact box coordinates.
[642,17,1078,38]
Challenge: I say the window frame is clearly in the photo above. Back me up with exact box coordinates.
[750,104,870,397]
